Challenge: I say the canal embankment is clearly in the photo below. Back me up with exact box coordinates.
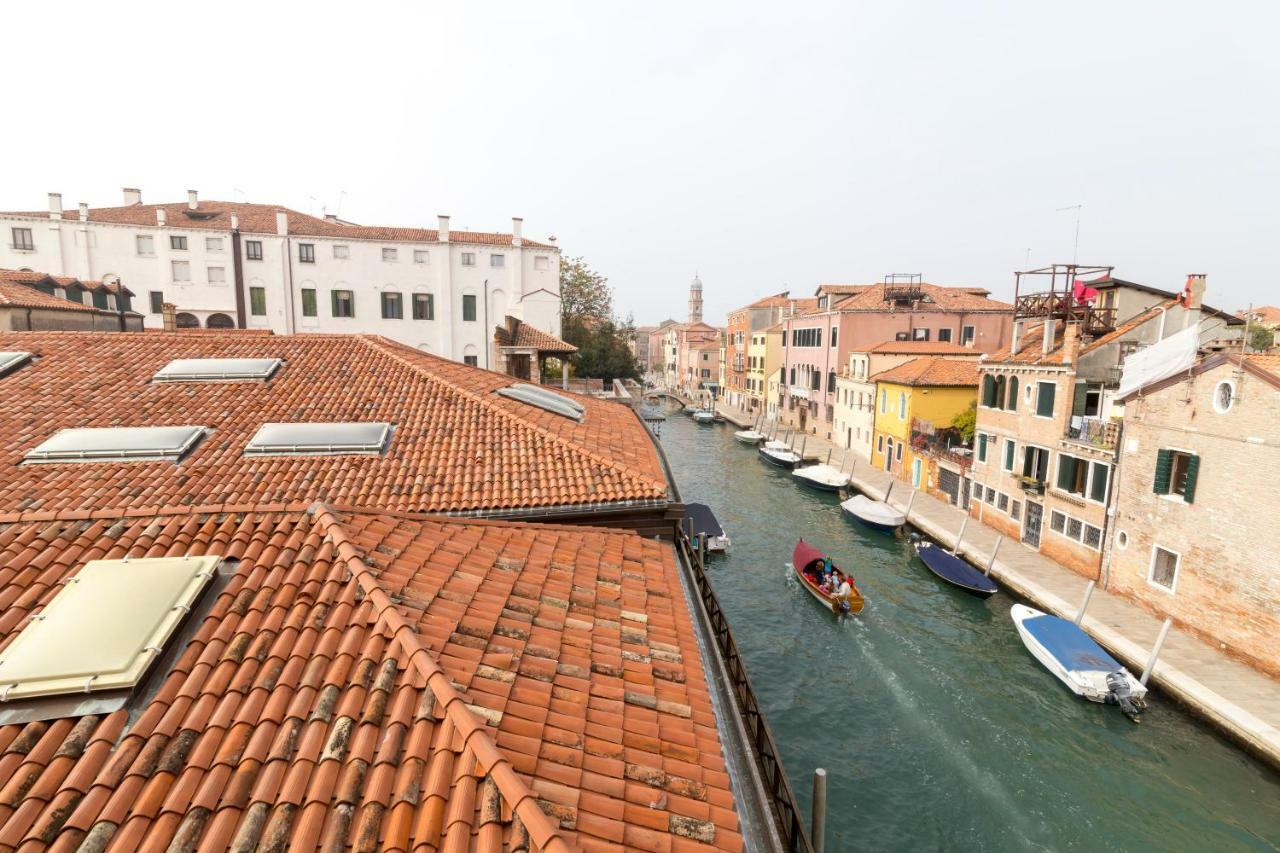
[718,401,1280,769]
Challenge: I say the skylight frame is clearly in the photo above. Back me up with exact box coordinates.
[152,357,283,383]
[23,425,208,464]
[0,351,33,378]
[0,555,220,702]
[495,383,586,421]
[243,422,393,457]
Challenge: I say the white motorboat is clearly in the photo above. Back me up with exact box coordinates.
[686,503,731,553]
[734,429,766,444]
[792,464,851,493]
[692,409,716,424]
[840,494,906,533]
[758,444,802,468]
[1011,603,1148,721]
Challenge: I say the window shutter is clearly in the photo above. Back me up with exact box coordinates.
[1072,381,1088,417]
[1153,449,1173,494]
[1007,376,1018,411]
[1182,454,1200,503]
[977,434,987,462]
[1057,455,1076,490]
[1037,382,1056,417]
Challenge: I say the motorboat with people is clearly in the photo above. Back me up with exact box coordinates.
[692,409,716,424]
[791,539,864,615]
[685,502,731,553]
[759,442,802,468]
[792,463,851,493]
[734,428,765,444]
[910,536,998,598]
[1010,603,1148,722]
[840,493,905,534]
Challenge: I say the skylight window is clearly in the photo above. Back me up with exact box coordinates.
[153,357,282,382]
[495,383,585,421]
[24,426,207,463]
[0,351,33,378]
[243,422,392,456]
[0,555,219,702]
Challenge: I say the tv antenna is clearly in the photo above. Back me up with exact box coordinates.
[1057,204,1082,264]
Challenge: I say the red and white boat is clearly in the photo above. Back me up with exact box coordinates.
[791,539,865,615]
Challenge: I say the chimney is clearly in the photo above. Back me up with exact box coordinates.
[78,202,89,222]
[512,216,523,247]
[162,302,177,332]
[1184,274,1206,311]
[1063,322,1081,366]
[187,189,198,210]
[1009,319,1021,355]
[276,211,288,236]
[122,187,142,206]
[48,192,63,219]
[156,208,167,226]
[437,215,450,243]
[325,213,338,223]
[1042,318,1055,356]
[230,213,240,230]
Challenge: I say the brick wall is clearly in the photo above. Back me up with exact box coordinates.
[1109,361,1280,675]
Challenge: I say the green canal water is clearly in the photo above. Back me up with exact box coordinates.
[657,409,1280,852]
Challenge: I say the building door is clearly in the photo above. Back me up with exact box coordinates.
[884,438,894,471]
[799,405,807,430]
[912,458,922,487]
[1023,500,1043,548]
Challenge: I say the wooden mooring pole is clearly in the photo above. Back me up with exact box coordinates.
[1073,580,1096,626]
[1140,618,1174,686]
[952,514,969,554]
[811,768,828,853]
[985,535,1003,576]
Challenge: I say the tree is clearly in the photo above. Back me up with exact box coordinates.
[1248,325,1275,352]
[560,256,613,326]
[951,401,977,444]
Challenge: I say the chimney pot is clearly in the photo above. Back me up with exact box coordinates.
[187,189,198,210]
[79,202,89,222]
[1185,273,1206,311]
[48,192,63,219]
[276,211,288,236]
[122,187,142,206]
[156,208,167,226]
[512,216,523,247]
[230,213,240,230]
[437,215,450,243]
[162,302,177,332]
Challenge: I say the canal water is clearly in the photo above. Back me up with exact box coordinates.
[658,410,1280,852]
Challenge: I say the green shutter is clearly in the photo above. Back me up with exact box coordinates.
[1071,381,1088,417]
[1090,461,1109,503]
[1182,454,1200,503]
[1007,376,1018,411]
[1057,455,1076,490]
[1037,382,1056,417]
[1153,449,1173,494]
[1004,440,1015,470]
[978,434,987,462]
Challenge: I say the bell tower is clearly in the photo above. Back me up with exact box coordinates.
[688,274,703,324]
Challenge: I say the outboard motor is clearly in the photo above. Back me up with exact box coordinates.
[1105,671,1143,722]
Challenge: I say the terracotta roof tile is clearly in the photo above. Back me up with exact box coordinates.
[863,341,978,355]
[0,331,666,514]
[869,356,981,387]
[826,282,1009,312]
[2,201,555,249]
[494,318,578,354]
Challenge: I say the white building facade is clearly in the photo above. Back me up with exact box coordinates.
[0,189,561,367]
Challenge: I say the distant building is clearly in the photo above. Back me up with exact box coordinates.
[0,188,560,365]
[724,293,816,412]
[1109,352,1280,676]
[0,268,143,331]
[491,314,577,385]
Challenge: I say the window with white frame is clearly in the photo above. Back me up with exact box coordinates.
[207,266,226,284]
[170,235,187,250]
[333,244,350,260]
[414,250,430,264]
[1048,509,1103,550]
[11,227,34,250]
[490,253,505,267]
[1003,438,1016,471]
[1056,452,1110,503]
[938,328,953,343]
[136,234,154,255]
[205,237,223,252]
[382,247,398,262]
[898,392,907,419]
[1149,546,1180,590]
[961,325,975,345]
[462,252,476,266]
[171,260,191,282]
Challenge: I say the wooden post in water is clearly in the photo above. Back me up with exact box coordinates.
[953,514,969,554]
[904,488,917,517]
[1140,618,1174,686]
[985,535,1003,575]
[1073,580,1096,626]
[883,480,894,503]
[799,435,807,459]
[826,448,832,465]
[811,768,828,853]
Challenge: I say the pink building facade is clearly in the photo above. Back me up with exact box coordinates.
[779,282,1013,436]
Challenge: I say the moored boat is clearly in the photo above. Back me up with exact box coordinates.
[734,429,765,444]
[792,463,850,492]
[1010,603,1148,722]
[685,502,731,552]
[840,493,905,533]
[682,404,699,414]
[791,539,864,615]
[911,538,998,598]
[692,409,716,424]
[759,444,802,468]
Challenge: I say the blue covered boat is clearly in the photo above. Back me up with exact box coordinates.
[1011,603,1148,721]
[912,540,998,598]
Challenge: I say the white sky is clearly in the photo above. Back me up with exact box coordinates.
[8,1,1278,325]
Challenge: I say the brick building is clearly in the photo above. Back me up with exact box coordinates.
[1107,353,1280,676]
[722,293,814,411]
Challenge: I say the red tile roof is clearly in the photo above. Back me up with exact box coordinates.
[828,283,1009,313]
[870,356,981,387]
[1247,306,1280,326]
[986,300,1177,366]
[0,505,738,851]
[864,341,978,355]
[2,201,556,250]
[0,280,99,314]
[494,319,577,354]
[0,331,667,514]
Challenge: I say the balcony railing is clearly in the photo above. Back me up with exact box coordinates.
[1064,417,1119,451]
[910,419,974,470]
[1017,476,1047,496]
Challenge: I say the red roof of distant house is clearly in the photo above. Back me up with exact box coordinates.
[2,200,556,250]
[0,270,127,315]
[864,341,977,355]
[494,318,577,354]
[827,283,1008,313]
[870,356,981,387]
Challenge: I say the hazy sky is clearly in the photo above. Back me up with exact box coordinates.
[9,2,1278,325]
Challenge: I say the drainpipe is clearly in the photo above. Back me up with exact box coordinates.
[1098,420,1125,589]
[483,279,490,368]
[277,212,297,335]
[1155,305,1168,341]
[230,214,247,328]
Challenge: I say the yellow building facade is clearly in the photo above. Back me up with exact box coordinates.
[870,357,980,487]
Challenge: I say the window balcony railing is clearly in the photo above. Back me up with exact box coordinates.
[1017,476,1047,496]
[910,420,974,470]
[1064,417,1118,451]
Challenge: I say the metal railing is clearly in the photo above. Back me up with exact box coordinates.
[676,525,815,853]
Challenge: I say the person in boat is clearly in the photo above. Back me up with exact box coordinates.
[833,574,853,603]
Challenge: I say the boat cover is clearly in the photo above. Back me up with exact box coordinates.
[794,464,849,486]
[842,495,906,526]
[685,503,725,538]
[917,546,998,595]
[792,539,826,572]
[1021,613,1121,672]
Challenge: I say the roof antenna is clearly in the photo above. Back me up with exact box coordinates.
[1056,204,1082,264]
[336,190,347,218]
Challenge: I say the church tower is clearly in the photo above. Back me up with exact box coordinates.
[688,274,703,324]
